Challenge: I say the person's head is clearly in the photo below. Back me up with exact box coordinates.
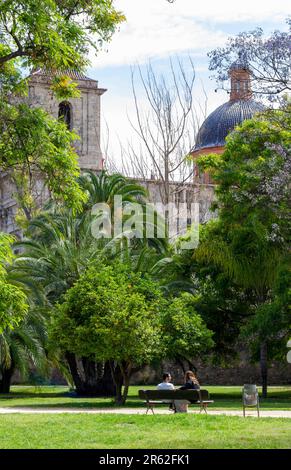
[184,370,199,384]
[162,372,172,383]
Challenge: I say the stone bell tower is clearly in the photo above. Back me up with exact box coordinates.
[0,70,106,234]
[28,69,106,171]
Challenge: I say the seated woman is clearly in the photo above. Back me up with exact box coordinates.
[179,370,200,391]
[173,370,200,413]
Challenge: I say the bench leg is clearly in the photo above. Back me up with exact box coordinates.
[146,404,154,415]
[199,403,208,414]
[146,404,155,415]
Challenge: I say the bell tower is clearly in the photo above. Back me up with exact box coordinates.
[229,60,252,101]
[0,70,107,234]
[28,69,106,171]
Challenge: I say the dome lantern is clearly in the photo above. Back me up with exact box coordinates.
[229,59,252,101]
[192,59,264,184]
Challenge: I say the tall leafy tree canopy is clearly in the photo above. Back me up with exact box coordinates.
[196,106,291,396]
[0,0,124,69]
[199,106,290,257]
[0,1,124,216]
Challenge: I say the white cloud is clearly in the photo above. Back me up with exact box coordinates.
[90,0,290,68]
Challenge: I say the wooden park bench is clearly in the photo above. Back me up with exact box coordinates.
[138,389,214,414]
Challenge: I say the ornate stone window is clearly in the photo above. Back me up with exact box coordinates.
[58,101,72,130]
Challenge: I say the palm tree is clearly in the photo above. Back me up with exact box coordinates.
[78,170,148,209]
[13,171,167,396]
[13,171,157,303]
[12,210,114,396]
[0,309,47,393]
[14,210,102,304]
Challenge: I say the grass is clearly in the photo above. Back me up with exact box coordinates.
[0,386,290,449]
[0,385,290,410]
[0,413,291,449]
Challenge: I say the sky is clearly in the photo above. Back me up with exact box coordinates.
[86,0,290,169]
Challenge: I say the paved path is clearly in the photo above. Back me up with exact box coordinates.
[0,407,291,418]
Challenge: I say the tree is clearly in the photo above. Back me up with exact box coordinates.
[0,232,28,332]
[162,293,214,373]
[52,259,214,404]
[0,308,47,393]
[0,103,86,219]
[14,171,150,305]
[160,236,251,363]
[0,1,124,218]
[197,106,291,397]
[241,260,290,372]
[51,261,164,404]
[13,172,164,396]
[79,170,147,210]
[14,209,117,396]
[0,0,124,69]
[208,19,291,100]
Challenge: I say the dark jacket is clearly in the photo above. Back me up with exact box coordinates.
[180,380,200,391]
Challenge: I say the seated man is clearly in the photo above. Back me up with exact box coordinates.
[157,373,175,390]
[157,372,175,410]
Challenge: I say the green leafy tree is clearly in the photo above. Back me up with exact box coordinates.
[79,170,148,209]
[197,107,291,397]
[0,233,28,332]
[161,242,250,364]
[0,103,86,219]
[13,207,117,396]
[50,256,214,403]
[51,261,164,404]
[0,0,124,69]
[162,293,214,372]
[241,261,290,368]
[0,1,124,217]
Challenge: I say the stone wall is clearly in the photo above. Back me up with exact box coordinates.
[138,178,215,224]
[131,356,291,386]
[11,356,291,387]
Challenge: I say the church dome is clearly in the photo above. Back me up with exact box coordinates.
[194,99,265,151]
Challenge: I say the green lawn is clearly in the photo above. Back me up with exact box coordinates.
[0,413,291,449]
[0,385,290,410]
[0,386,291,449]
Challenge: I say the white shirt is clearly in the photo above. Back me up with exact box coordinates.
[157,382,175,390]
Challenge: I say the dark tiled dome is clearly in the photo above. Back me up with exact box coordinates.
[195,99,265,151]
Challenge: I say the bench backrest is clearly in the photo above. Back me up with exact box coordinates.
[139,389,210,401]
